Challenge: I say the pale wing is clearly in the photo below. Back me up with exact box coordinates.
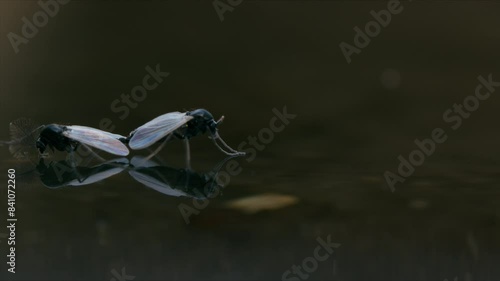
[130,156,161,168]
[69,167,125,186]
[128,112,193,150]
[129,170,187,197]
[65,158,128,186]
[62,125,129,156]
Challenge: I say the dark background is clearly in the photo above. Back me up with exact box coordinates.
[1,0,500,280]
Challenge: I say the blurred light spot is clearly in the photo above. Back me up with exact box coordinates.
[380,68,401,89]
[408,199,429,210]
[225,193,299,214]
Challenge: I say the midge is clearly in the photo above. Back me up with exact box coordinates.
[36,124,129,156]
[126,109,245,157]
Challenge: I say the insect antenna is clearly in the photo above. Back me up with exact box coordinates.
[212,131,245,156]
[210,136,242,156]
[208,116,245,156]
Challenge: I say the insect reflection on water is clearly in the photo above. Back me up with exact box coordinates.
[36,156,236,199]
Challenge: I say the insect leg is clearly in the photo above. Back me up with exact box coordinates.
[184,138,191,170]
[68,149,77,168]
[79,143,106,163]
[136,133,173,166]
[145,147,168,166]
[67,149,85,182]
